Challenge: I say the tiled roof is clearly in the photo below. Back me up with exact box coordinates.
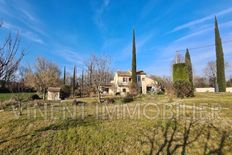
[48,87,61,92]
[136,70,146,75]
[99,83,113,87]
[117,70,146,77]
[117,71,131,77]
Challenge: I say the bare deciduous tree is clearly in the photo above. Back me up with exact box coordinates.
[174,52,184,64]
[0,33,25,87]
[194,76,209,88]
[204,61,230,88]
[84,54,113,97]
[24,57,61,99]
[204,61,217,85]
[152,76,174,102]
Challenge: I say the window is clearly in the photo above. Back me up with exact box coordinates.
[104,88,109,93]
[129,78,132,82]
[137,76,141,82]
[123,77,127,82]
[123,88,126,92]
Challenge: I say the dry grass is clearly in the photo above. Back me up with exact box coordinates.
[0,93,232,154]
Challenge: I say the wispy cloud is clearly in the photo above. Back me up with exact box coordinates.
[175,28,212,42]
[152,20,232,76]
[2,21,44,44]
[175,20,232,43]
[20,8,37,23]
[171,7,232,33]
[0,0,46,44]
[56,49,84,66]
[93,0,111,30]
[22,31,44,44]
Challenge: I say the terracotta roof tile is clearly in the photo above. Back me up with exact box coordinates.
[116,70,146,76]
[48,87,61,92]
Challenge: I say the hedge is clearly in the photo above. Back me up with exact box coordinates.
[173,63,189,82]
[173,80,192,98]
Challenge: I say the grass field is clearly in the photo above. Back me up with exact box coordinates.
[0,93,232,154]
[0,93,35,102]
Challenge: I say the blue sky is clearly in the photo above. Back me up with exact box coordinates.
[0,0,232,77]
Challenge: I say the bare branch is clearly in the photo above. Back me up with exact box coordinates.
[0,32,25,86]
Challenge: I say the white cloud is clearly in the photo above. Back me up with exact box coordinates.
[20,8,37,22]
[0,0,47,41]
[151,20,232,76]
[175,28,212,43]
[175,20,232,43]
[56,49,85,66]
[2,21,45,44]
[171,7,232,32]
[94,0,111,30]
[22,31,44,44]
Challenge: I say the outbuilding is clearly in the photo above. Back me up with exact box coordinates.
[47,87,61,100]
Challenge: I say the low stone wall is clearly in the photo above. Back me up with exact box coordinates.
[226,87,232,92]
[195,87,232,93]
[195,88,215,92]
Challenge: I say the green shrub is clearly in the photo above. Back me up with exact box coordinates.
[173,80,192,98]
[173,63,189,82]
[122,94,134,103]
[60,85,71,100]
[157,91,164,95]
[28,94,41,100]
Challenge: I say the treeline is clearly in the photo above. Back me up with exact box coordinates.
[62,54,113,99]
[20,55,113,99]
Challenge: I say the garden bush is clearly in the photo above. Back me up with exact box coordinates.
[173,80,192,98]
[60,85,71,100]
[28,94,41,100]
[122,94,134,103]
[173,63,189,82]
[72,99,86,105]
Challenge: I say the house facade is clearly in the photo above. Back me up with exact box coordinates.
[100,70,158,95]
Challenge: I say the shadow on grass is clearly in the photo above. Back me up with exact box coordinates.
[35,115,99,132]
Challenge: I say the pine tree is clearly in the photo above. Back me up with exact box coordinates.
[131,29,137,94]
[63,66,66,85]
[215,17,226,92]
[185,49,194,96]
[72,65,76,97]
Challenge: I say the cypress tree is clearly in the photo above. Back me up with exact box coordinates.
[131,29,137,94]
[72,65,76,97]
[215,17,226,92]
[185,49,194,96]
[81,70,84,98]
[63,66,66,85]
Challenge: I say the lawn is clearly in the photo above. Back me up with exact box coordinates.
[0,93,35,102]
[0,93,232,154]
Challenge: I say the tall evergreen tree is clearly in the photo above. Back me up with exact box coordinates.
[185,49,194,96]
[72,65,76,97]
[63,66,66,85]
[81,70,84,98]
[215,17,226,92]
[131,29,137,94]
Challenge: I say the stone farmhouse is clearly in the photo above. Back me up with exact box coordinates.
[100,70,159,95]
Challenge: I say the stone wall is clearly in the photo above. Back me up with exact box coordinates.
[195,87,232,93]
